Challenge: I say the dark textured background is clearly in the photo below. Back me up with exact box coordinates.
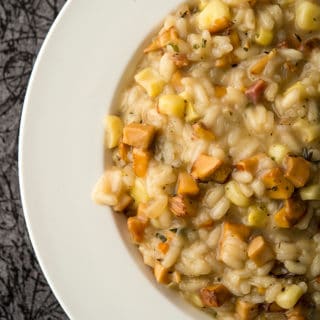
[0,0,68,319]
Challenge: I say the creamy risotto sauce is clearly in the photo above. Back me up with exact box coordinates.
[93,0,320,318]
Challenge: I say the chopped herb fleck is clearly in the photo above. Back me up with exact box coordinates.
[302,147,313,161]
[180,10,189,18]
[231,63,238,68]
[294,33,302,42]
[156,233,167,242]
[271,186,278,191]
[169,228,178,233]
[201,39,207,48]
[243,47,249,52]
[168,43,180,52]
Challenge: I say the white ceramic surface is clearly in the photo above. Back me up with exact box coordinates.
[19,0,211,319]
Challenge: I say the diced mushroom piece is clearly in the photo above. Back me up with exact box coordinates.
[199,284,232,307]
[154,261,169,284]
[286,303,306,320]
[170,53,189,68]
[274,197,307,228]
[113,194,133,212]
[247,236,274,267]
[144,27,179,53]
[192,123,215,141]
[211,163,232,183]
[236,153,266,174]
[123,123,155,149]
[132,148,151,178]
[245,79,267,104]
[262,168,294,200]
[191,154,223,180]
[177,172,200,196]
[284,156,310,188]
[127,216,147,243]
[169,195,196,217]
[236,299,259,320]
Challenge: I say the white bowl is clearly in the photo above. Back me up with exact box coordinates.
[19,0,211,319]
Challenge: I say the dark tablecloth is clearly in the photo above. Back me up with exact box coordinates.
[0,1,68,319]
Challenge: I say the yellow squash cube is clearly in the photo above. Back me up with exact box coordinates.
[198,0,231,33]
[135,68,165,98]
[296,1,320,31]
[255,28,273,46]
[276,285,304,309]
[247,205,268,228]
[158,94,186,118]
[103,115,123,149]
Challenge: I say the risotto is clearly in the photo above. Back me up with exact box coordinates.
[93,0,320,318]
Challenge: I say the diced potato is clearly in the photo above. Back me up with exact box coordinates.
[255,28,273,46]
[225,181,250,207]
[236,299,259,320]
[154,261,169,284]
[135,67,165,97]
[113,194,133,212]
[198,0,231,33]
[276,284,304,309]
[132,148,151,178]
[130,178,149,204]
[104,115,123,149]
[169,195,196,217]
[123,123,155,149]
[185,101,200,122]
[296,1,320,31]
[274,197,306,228]
[144,27,179,53]
[192,122,215,140]
[211,164,232,183]
[177,172,200,196]
[236,153,265,174]
[200,284,231,307]
[262,168,294,200]
[221,221,251,241]
[300,184,320,200]
[127,216,147,243]
[191,154,223,180]
[247,205,268,228]
[158,94,186,118]
[247,236,274,266]
[292,119,320,143]
[268,144,289,164]
[284,156,310,188]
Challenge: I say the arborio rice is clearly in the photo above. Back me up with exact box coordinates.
[93,0,320,318]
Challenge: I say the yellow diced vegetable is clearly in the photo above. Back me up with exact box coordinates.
[103,115,123,149]
[191,154,223,180]
[275,284,304,309]
[296,1,320,31]
[127,216,147,243]
[144,27,179,53]
[284,156,310,188]
[198,0,231,33]
[255,28,273,46]
[292,119,320,143]
[225,181,250,207]
[135,67,165,98]
[300,184,320,200]
[247,236,274,266]
[123,123,155,149]
[250,50,276,75]
[158,94,186,118]
[130,178,149,204]
[185,101,200,122]
[177,172,200,196]
[199,0,209,11]
[247,205,268,227]
[268,144,289,164]
[132,148,151,178]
